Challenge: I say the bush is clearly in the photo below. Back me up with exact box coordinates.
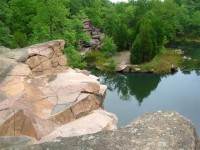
[13,31,29,47]
[100,36,117,58]
[130,18,157,64]
[84,51,102,65]
[64,45,86,68]
[85,51,117,72]
[95,58,117,72]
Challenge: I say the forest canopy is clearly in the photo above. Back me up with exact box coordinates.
[1,0,200,64]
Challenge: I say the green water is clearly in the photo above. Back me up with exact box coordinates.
[91,70,200,136]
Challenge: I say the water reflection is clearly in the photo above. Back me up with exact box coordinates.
[195,70,200,76]
[91,70,161,104]
[91,69,200,136]
[126,74,161,104]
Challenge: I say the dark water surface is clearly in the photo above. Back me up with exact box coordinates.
[92,70,200,135]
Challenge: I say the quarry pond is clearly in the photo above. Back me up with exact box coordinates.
[91,70,200,136]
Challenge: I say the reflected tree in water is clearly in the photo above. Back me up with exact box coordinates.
[126,74,161,104]
[195,70,200,76]
[91,69,162,104]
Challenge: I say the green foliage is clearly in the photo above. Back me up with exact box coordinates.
[140,48,183,74]
[190,11,200,37]
[30,0,70,42]
[0,21,13,47]
[95,58,117,72]
[100,36,117,58]
[130,18,157,64]
[13,31,28,47]
[0,0,200,69]
[85,51,102,65]
[64,45,86,68]
[9,0,36,36]
[0,1,13,47]
[85,51,117,72]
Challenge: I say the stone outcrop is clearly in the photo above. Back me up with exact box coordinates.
[78,19,105,55]
[1,40,67,76]
[0,40,115,142]
[2,111,199,150]
[39,109,117,143]
[0,46,11,53]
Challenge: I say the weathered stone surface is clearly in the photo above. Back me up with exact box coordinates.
[24,40,67,76]
[115,63,127,72]
[27,40,64,57]
[79,20,105,55]
[0,136,36,150]
[0,46,11,53]
[0,57,17,82]
[26,56,41,69]
[58,55,67,66]
[0,68,107,140]
[6,111,199,150]
[0,40,67,77]
[40,109,117,143]
[1,47,29,62]
[99,85,107,96]
[0,62,32,97]
[75,68,91,76]
[0,40,110,146]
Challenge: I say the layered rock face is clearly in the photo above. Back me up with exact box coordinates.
[0,40,116,142]
[78,19,105,55]
[2,111,199,150]
[1,40,67,76]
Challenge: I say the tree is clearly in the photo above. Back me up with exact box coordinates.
[100,36,117,58]
[190,11,200,37]
[0,0,13,47]
[30,0,70,42]
[130,17,157,64]
[9,0,36,33]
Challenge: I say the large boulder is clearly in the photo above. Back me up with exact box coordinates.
[9,111,199,150]
[0,136,36,150]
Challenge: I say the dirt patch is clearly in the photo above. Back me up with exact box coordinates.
[112,51,130,65]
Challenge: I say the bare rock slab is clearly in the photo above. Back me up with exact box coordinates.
[0,68,107,140]
[40,109,117,143]
[16,111,199,150]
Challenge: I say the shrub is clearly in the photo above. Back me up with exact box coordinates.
[13,31,29,47]
[100,36,117,58]
[64,45,86,68]
[130,17,157,64]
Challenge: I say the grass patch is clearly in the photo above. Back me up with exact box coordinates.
[167,38,200,71]
[85,51,117,72]
[174,37,200,43]
[139,48,182,74]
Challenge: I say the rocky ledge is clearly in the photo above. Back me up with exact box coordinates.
[1,111,199,150]
[0,40,116,142]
